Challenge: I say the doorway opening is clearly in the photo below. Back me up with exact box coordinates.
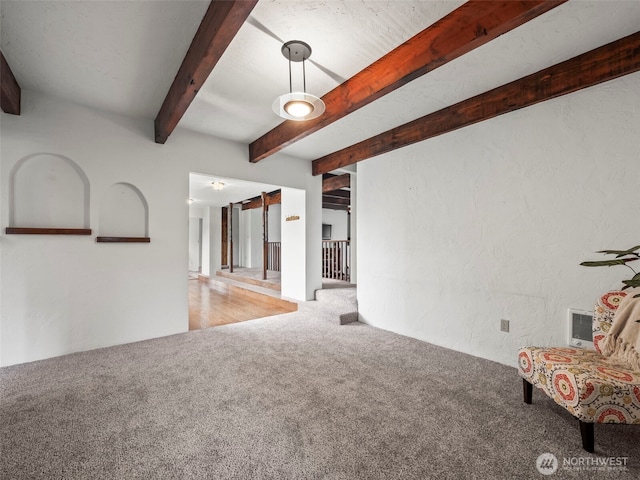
[321,173,354,286]
[187,173,301,330]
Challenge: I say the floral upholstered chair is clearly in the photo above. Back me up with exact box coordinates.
[518,291,640,452]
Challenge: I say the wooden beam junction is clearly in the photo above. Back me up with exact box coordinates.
[323,189,351,199]
[240,189,281,210]
[322,203,350,211]
[249,0,566,162]
[322,174,350,193]
[322,195,350,206]
[154,0,257,144]
[312,31,640,175]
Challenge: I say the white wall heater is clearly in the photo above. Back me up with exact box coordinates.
[567,308,594,349]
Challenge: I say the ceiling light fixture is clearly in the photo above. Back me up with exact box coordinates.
[273,40,325,121]
[211,181,225,191]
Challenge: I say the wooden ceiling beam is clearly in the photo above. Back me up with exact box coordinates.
[322,203,350,211]
[322,195,350,206]
[313,31,640,176]
[1,50,21,115]
[266,190,281,206]
[154,0,257,144]
[241,197,262,210]
[323,189,351,199]
[249,0,566,162]
[241,189,281,210]
[322,174,350,193]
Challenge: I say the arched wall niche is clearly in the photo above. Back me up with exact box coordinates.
[97,182,150,242]
[8,153,90,233]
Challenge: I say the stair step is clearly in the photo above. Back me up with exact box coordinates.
[202,274,295,310]
[216,269,281,291]
[314,288,358,325]
[339,311,359,325]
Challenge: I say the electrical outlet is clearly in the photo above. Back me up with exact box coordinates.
[500,319,510,333]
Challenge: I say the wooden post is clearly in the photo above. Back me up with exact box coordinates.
[262,192,268,281]
[221,207,228,268]
[228,203,234,274]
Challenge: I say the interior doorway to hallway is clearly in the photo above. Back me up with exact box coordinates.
[188,217,202,274]
[321,172,355,285]
[187,173,300,330]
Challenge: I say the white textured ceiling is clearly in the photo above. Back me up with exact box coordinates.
[1,0,640,171]
[0,0,209,119]
[189,172,281,209]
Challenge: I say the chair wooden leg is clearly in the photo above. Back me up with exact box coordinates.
[523,378,533,404]
[579,420,595,453]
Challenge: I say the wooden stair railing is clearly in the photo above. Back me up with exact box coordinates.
[267,241,281,272]
[322,240,350,281]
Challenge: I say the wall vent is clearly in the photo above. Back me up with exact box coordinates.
[567,308,594,349]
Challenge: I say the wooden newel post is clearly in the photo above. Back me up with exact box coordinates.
[229,203,234,274]
[262,192,268,281]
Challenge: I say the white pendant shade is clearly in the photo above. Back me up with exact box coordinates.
[272,92,325,121]
[273,40,325,122]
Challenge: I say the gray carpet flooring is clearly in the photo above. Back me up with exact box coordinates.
[1,296,639,480]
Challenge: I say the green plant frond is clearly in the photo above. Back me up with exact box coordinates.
[580,258,638,267]
[581,245,640,288]
[597,245,640,257]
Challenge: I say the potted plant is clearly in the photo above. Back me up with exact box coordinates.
[581,244,640,297]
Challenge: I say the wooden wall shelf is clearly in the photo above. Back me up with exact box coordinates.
[96,236,150,243]
[5,227,92,235]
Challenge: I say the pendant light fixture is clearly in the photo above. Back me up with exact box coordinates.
[273,40,325,121]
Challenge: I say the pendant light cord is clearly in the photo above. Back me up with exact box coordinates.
[302,58,307,93]
[286,44,308,94]
[287,46,293,94]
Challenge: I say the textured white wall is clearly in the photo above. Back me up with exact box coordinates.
[98,183,148,237]
[321,209,348,241]
[357,73,640,367]
[231,206,240,266]
[201,207,211,277]
[250,208,263,269]
[208,206,222,275]
[188,207,203,272]
[11,153,89,228]
[305,180,322,300]
[239,208,252,267]
[349,172,357,284]
[0,90,321,366]
[238,208,264,269]
[281,188,307,301]
[268,203,281,242]
[188,217,201,272]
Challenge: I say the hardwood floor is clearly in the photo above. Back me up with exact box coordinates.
[188,278,297,331]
